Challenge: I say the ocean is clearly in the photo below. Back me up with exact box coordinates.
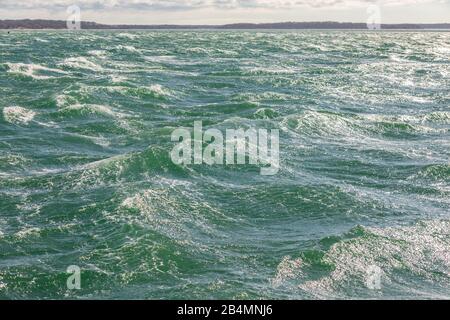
[0,30,449,299]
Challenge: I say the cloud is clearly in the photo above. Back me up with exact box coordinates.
[0,0,445,11]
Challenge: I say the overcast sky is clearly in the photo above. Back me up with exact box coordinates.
[1,0,449,24]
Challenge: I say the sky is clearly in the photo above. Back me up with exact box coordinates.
[0,0,449,24]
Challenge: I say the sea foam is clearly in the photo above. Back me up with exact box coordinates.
[2,106,36,125]
[61,57,103,72]
[5,62,67,79]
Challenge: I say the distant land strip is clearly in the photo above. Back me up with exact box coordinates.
[1,20,450,30]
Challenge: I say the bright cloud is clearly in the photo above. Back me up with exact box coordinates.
[0,0,446,10]
[1,0,448,24]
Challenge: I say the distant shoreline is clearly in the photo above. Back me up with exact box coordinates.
[1,19,450,30]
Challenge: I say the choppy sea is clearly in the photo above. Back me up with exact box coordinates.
[0,30,449,299]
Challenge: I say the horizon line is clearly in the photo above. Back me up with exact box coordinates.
[1,19,450,30]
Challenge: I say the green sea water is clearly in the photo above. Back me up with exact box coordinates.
[0,30,449,299]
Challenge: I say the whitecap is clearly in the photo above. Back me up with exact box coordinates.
[35,38,49,43]
[55,94,73,108]
[116,45,140,53]
[15,227,41,239]
[0,153,28,166]
[88,50,108,58]
[117,33,139,40]
[272,220,450,299]
[61,104,118,117]
[148,84,170,97]
[5,62,67,79]
[60,57,103,72]
[2,106,36,125]
[110,74,128,83]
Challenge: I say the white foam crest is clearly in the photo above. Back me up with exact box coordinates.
[60,57,103,72]
[55,94,74,108]
[272,220,450,299]
[0,153,29,166]
[61,103,122,118]
[65,102,130,127]
[110,74,128,83]
[245,66,296,75]
[2,106,36,125]
[35,38,50,43]
[14,227,41,239]
[88,50,108,58]
[116,45,140,53]
[280,111,366,138]
[5,62,67,79]
[281,110,450,140]
[73,132,112,148]
[186,47,210,54]
[117,33,139,40]
[0,274,6,290]
[364,111,450,125]
[118,184,224,244]
[148,84,171,97]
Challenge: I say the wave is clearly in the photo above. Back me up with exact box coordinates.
[60,57,103,72]
[232,91,292,103]
[280,111,368,139]
[14,227,41,240]
[147,84,171,98]
[413,164,450,181]
[4,62,67,80]
[115,45,141,53]
[363,112,450,125]
[253,108,279,120]
[58,104,119,118]
[280,110,449,140]
[53,102,137,134]
[1,30,449,300]
[272,219,450,299]
[2,106,36,125]
[88,50,108,58]
[101,84,173,100]
[63,147,190,190]
[0,153,31,175]
[116,32,140,40]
